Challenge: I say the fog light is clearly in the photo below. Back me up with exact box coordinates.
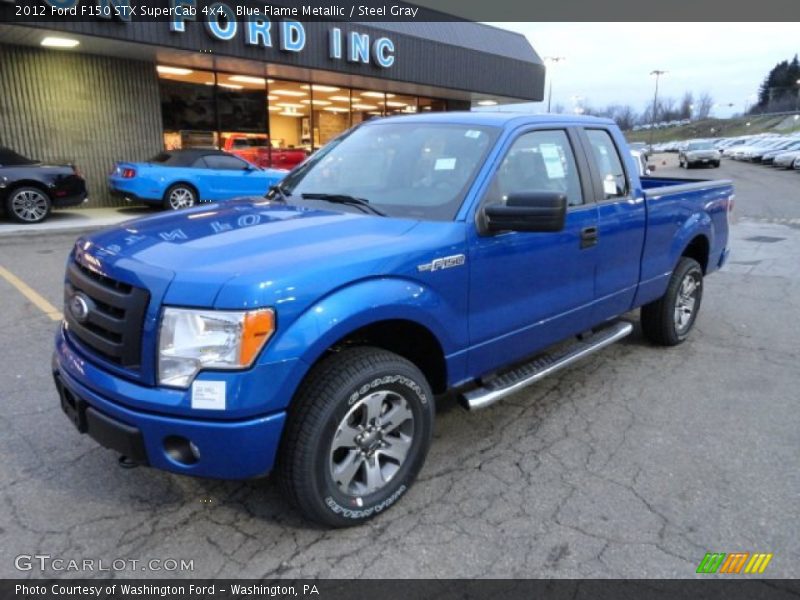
[163,436,200,465]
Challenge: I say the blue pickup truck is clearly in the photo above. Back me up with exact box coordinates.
[53,113,732,526]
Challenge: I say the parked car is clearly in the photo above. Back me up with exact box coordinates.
[678,141,721,168]
[729,137,783,160]
[773,150,800,168]
[54,113,732,526]
[742,138,800,162]
[0,146,87,224]
[108,149,286,210]
[630,149,654,176]
[761,141,800,165]
[222,134,309,171]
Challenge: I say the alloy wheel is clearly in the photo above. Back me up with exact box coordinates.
[11,189,49,222]
[674,271,701,332]
[329,390,415,496]
[168,187,195,210]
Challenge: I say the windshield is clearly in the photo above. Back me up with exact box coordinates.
[280,121,500,221]
[232,137,268,148]
[687,142,713,151]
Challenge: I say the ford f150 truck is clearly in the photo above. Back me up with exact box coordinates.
[222,134,309,170]
[53,113,733,526]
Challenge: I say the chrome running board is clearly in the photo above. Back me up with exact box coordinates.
[460,321,634,411]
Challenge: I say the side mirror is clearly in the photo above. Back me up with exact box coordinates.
[482,191,567,234]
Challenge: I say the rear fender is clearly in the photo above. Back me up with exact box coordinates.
[669,211,713,272]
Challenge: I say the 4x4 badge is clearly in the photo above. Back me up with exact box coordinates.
[417,254,466,272]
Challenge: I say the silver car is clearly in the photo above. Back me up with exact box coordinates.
[773,150,800,168]
[679,141,721,168]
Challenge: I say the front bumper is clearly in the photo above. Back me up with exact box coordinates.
[53,327,288,480]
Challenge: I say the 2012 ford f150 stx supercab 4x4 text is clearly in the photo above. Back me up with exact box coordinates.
[53,113,733,526]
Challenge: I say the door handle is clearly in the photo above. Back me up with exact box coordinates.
[580,226,598,249]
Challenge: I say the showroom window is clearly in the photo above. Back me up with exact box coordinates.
[157,65,448,156]
[268,79,312,152]
[157,66,217,150]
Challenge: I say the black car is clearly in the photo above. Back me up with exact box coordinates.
[0,146,87,224]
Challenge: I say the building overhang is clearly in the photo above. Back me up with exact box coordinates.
[0,18,544,104]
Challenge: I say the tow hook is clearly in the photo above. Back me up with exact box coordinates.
[118,455,139,469]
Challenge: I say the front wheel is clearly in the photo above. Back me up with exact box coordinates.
[641,257,703,346]
[277,347,434,527]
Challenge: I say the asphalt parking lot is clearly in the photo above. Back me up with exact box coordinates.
[0,157,798,579]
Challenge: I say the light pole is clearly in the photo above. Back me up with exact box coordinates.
[544,56,566,113]
[795,79,800,112]
[648,70,667,150]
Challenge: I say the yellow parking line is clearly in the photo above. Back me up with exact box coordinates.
[0,265,62,321]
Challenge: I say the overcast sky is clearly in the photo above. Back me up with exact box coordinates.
[486,23,799,118]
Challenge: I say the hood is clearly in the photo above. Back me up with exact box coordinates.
[82,198,423,307]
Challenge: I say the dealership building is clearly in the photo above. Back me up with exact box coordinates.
[0,13,544,206]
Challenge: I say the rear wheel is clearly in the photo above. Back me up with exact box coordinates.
[163,184,196,210]
[277,347,434,527]
[641,257,703,346]
[6,186,52,224]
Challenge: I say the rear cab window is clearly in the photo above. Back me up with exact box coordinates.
[584,129,629,200]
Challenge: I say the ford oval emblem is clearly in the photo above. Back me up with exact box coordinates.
[69,293,92,323]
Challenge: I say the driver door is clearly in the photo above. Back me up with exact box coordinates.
[467,127,599,376]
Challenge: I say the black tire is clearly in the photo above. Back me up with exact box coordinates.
[641,257,703,346]
[712,161,720,168]
[277,346,435,527]
[163,183,197,210]
[5,186,52,224]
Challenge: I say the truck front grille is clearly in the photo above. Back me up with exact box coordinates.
[64,259,150,369]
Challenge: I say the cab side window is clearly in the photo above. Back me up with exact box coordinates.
[585,129,628,199]
[204,154,250,171]
[484,130,583,207]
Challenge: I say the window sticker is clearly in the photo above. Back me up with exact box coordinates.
[603,176,618,197]
[464,130,482,139]
[540,144,565,179]
[434,157,457,170]
[191,380,226,410]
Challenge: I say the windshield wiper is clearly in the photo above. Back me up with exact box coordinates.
[267,182,290,203]
[300,193,387,217]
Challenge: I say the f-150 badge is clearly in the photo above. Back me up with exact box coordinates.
[417,254,466,272]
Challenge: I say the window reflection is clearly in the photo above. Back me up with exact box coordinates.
[156,65,449,156]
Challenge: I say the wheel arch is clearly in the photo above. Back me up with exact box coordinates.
[265,277,460,399]
[4,180,52,199]
[681,233,710,273]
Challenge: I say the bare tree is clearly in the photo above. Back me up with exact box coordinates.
[679,92,694,119]
[695,92,714,119]
[602,104,638,130]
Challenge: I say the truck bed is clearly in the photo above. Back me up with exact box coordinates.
[640,175,732,194]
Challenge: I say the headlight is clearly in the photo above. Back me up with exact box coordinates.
[158,307,275,388]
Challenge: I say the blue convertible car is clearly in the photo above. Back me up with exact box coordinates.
[108,149,286,210]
